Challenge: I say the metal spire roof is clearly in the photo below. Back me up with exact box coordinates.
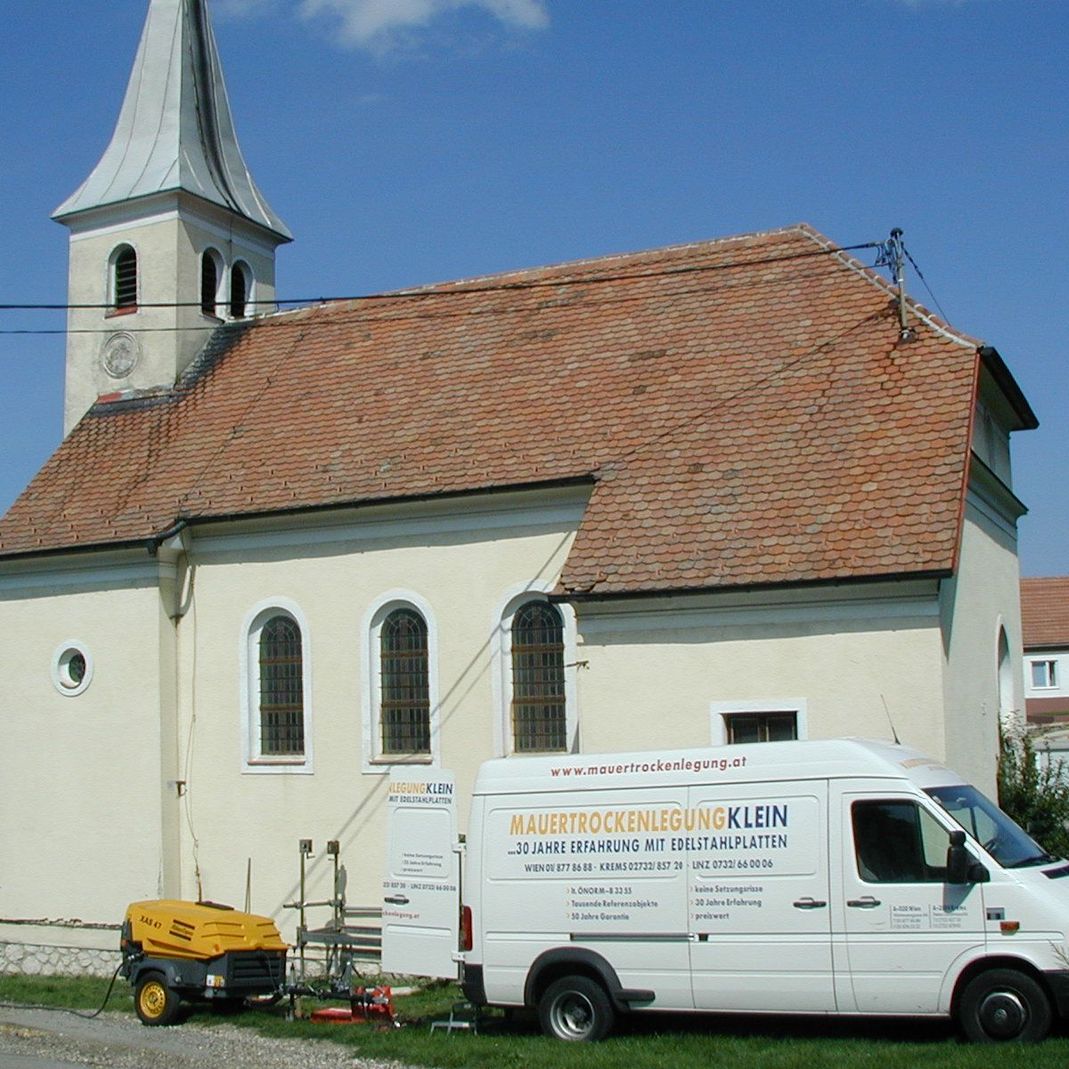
[53,0,291,241]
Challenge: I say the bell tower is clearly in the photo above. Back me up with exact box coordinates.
[53,0,292,434]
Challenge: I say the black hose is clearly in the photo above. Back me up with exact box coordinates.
[68,962,124,1019]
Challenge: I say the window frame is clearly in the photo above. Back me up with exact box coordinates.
[51,640,94,697]
[379,607,432,758]
[240,599,314,774]
[108,243,138,314]
[229,260,253,319]
[851,798,952,884]
[493,587,578,757]
[1030,658,1058,690]
[362,591,440,771]
[710,699,808,746]
[201,248,224,318]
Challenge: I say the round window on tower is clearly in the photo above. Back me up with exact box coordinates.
[52,642,94,697]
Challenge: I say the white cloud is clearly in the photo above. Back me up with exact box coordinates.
[298,0,549,48]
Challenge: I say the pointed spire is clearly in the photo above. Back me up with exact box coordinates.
[53,0,291,241]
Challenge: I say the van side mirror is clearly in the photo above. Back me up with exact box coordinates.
[946,829,988,884]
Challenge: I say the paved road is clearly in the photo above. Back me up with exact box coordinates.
[0,1005,406,1069]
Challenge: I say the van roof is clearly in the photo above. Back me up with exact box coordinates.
[473,738,964,796]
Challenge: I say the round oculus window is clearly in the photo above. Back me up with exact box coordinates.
[52,643,93,696]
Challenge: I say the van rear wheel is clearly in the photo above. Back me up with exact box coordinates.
[538,976,614,1042]
[958,968,1051,1043]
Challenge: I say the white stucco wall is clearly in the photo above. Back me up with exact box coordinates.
[939,476,1026,795]
[167,489,586,932]
[574,582,946,759]
[0,554,175,954]
[0,474,1027,964]
[63,196,278,432]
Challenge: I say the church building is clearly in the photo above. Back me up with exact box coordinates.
[0,0,1037,974]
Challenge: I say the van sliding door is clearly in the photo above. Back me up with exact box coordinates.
[687,781,836,1012]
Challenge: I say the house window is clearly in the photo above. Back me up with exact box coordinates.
[710,700,807,746]
[511,601,566,753]
[258,615,304,755]
[201,249,222,316]
[111,245,137,311]
[380,609,431,755]
[724,711,797,744]
[1031,659,1058,689]
[230,261,251,318]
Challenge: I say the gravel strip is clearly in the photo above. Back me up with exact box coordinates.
[0,1007,422,1069]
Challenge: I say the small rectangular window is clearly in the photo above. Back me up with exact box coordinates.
[724,711,797,745]
[1031,659,1057,689]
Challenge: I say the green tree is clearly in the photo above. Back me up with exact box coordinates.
[997,724,1069,860]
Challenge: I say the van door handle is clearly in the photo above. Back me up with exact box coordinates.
[847,896,881,909]
[383,895,410,905]
[793,897,827,909]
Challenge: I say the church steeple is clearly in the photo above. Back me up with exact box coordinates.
[54,0,291,434]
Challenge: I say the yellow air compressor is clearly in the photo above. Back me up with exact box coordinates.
[120,899,288,1025]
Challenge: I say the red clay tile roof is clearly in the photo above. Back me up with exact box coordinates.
[0,224,1008,596]
[1021,578,1069,649]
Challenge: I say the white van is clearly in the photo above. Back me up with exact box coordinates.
[382,739,1069,1043]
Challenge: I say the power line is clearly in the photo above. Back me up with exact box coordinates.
[902,243,952,325]
[0,240,882,329]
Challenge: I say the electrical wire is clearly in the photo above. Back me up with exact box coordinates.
[902,243,952,325]
[0,962,125,1019]
[0,240,882,336]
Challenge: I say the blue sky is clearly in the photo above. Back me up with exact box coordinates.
[1,0,1066,574]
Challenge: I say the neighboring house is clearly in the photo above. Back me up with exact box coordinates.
[1021,577,1069,724]
[0,0,1038,974]
[1020,577,1069,776]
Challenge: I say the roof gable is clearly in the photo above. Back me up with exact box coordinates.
[0,225,988,596]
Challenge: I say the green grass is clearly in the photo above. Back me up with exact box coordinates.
[5,974,1069,1069]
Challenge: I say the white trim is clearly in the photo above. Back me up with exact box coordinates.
[66,200,282,258]
[50,640,94,697]
[0,558,172,597]
[709,699,809,746]
[239,597,313,774]
[192,489,589,557]
[360,590,440,774]
[578,590,939,638]
[491,583,579,758]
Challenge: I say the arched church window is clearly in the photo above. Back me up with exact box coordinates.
[258,613,305,756]
[201,249,223,317]
[111,245,137,311]
[230,261,251,318]
[379,608,431,755]
[510,600,567,752]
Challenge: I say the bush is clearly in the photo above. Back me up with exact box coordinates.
[997,724,1069,860]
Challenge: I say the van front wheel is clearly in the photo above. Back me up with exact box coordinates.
[538,976,615,1042]
[958,969,1051,1043]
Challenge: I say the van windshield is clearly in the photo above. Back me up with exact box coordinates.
[926,784,1055,869]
